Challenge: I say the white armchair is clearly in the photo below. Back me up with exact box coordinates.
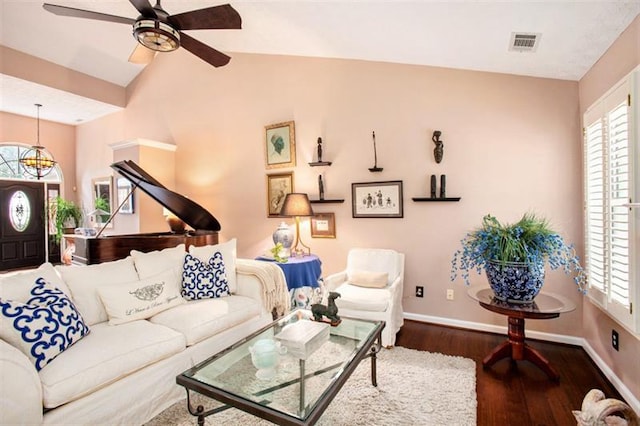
[324,248,405,347]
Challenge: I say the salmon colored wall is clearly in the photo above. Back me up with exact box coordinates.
[0,111,76,199]
[76,50,586,339]
[578,15,640,406]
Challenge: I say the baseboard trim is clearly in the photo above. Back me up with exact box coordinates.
[403,312,583,346]
[403,312,640,415]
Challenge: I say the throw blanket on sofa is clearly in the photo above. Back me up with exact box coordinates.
[236,259,289,316]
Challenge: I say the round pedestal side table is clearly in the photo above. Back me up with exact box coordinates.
[468,286,576,381]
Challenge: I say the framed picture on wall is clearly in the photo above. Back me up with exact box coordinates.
[311,213,336,238]
[267,172,294,217]
[351,180,403,218]
[265,121,296,169]
[116,178,134,214]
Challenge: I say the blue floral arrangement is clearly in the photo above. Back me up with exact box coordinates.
[450,213,587,293]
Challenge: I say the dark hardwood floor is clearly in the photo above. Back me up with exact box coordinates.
[395,320,623,426]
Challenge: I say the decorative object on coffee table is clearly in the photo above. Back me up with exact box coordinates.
[311,291,342,326]
[432,130,444,163]
[451,213,587,303]
[368,131,383,172]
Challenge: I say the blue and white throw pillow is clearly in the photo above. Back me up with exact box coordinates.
[0,278,90,371]
[182,252,230,300]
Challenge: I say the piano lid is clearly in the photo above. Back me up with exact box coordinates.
[111,160,221,232]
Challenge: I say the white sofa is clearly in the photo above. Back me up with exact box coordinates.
[0,241,288,425]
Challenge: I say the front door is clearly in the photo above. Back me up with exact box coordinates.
[0,181,46,271]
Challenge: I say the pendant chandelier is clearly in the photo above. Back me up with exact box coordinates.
[19,103,57,180]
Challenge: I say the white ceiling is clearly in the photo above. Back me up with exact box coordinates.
[1,0,639,124]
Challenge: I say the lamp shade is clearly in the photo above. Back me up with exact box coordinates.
[280,193,314,217]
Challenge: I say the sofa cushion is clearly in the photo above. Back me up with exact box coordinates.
[150,295,261,346]
[0,263,71,303]
[131,244,186,281]
[39,320,186,409]
[189,239,237,293]
[347,270,389,288]
[182,253,230,300]
[0,278,90,371]
[97,270,184,325]
[56,257,139,326]
[334,283,390,312]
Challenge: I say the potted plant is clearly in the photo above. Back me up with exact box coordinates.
[450,213,587,303]
[50,196,83,243]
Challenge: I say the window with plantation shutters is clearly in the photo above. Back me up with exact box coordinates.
[583,70,639,334]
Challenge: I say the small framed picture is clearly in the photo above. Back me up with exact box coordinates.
[267,172,294,217]
[265,121,296,169]
[352,180,403,218]
[116,178,134,214]
[311,213,336,238]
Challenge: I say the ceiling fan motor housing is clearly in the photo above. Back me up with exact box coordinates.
[133,19,180,52]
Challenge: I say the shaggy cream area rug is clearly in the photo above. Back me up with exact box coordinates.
[145,347,477,425]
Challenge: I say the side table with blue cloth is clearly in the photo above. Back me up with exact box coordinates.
[256,254,323,309]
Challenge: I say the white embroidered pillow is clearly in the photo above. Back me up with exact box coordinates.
[182,253,230,300]
[97,269,184,325]
[347,270,389,288]
[0,278,90,371]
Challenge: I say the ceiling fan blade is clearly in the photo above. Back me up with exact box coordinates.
[128,43,157,64]
[169,4,241,30]
[179,32,231,68]
[129,0,157,18]
[43,3,135,25]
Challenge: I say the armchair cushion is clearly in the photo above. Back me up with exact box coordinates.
[346,248,400,286]
[333,283,390,312]
[347,270,389,288]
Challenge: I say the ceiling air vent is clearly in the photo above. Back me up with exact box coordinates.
[509,32,541,52]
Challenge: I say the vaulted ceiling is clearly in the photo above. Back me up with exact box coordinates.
[2,1,639,124]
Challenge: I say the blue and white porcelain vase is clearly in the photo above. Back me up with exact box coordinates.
[272,222,294,258]
[485,260,545,304]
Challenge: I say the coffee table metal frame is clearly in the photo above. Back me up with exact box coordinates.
[176,311,385,426]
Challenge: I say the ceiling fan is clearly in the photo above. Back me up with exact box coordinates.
[43,0,242,67]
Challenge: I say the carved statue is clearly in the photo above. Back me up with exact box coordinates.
[311,292,341,326]
[440,174,446,198]
[430,175,437,198]
[432,130,444,164]
[317,137,323,163]
[573,389,639,425]
[318,175,325,200]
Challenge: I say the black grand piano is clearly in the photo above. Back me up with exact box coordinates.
[72,160,220,265]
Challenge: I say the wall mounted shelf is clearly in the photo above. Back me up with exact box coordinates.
[310,199,345,204]
[412,197,461,202]
[309,161,332,167]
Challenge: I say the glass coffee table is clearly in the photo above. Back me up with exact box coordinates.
[176,309,385,426]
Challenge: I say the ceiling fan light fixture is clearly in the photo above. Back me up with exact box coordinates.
[133,20,180,52]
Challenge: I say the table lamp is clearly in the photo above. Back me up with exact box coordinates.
[279,193,314,256]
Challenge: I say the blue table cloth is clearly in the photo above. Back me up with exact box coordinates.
[256,254,323,309]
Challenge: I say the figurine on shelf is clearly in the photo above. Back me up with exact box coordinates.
[432,130,444,164]
[440,174,446,198]
[318,174,325,200]
[311,292,342,326]
[317,137,323,163]
[430,174,437,198]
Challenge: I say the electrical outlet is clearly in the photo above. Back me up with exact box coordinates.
[446,289,454,300]
[415,286,424,298]
[612,329,619,351]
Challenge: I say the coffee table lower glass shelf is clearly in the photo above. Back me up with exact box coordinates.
[176,309,385,426]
